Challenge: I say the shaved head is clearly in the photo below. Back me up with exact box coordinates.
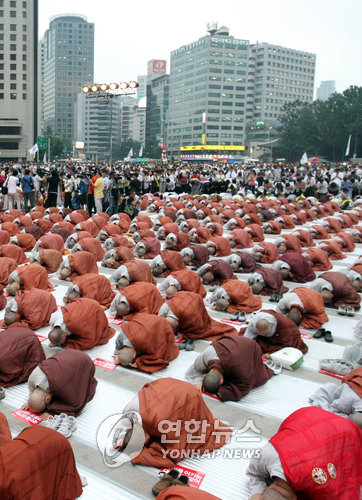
[59,267,71,280]
[215,298,229,312]
[251,282,263,294]
[116,302,131,317]
[202,271,214,285]
[287,307,302,326]
[118,277,130,288]
[152,265,163,277]
[117,347,137,367]
[321,289,333,304]
[256,319,273,337]
[48,326,67,346]
[166,285,178,299]
[28,388,51,413]
[182,254,192,265]
[278,244,287,254]
[6,282,20,296]
[4,310,17,326]
[136,246,146,258]
[203,369,223,394]
[166,316,179,332]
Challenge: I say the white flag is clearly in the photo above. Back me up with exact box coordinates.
[127,148,133,161]
[138,145,143,157]
[345,134,352,156]
[300,152,308,165]
[43,153,47,164]
[29,143,38,155]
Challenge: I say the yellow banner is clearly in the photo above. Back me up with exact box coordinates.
[180,145,245,151]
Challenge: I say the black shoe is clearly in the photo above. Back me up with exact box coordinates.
[178,340,188,350]
[269,293,277,302]
[275,294,283,303]
[324,331,334,343]
[185,340,195,351]
[313,328,326,339]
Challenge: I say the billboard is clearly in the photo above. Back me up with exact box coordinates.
[147,59,166,75]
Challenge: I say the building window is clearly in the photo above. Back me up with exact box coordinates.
[10,54,16,60]
[0,11,3,17]
[10,34,16,41]
[0,73,3,79]
[22,11,26,18]
[22,83,26,89]
[10,64,16,70]
[10,74,16,80]
[10,44,16,50]
[10,83,16,89]
[10,11,16,18]
[22,93,26,99]
[22,44,26,51]
[10,24,16,31]
[10,92,17,99]
[0,93,3,99]
[10,0,16,6]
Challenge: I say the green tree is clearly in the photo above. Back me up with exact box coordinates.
[43,126,65,160]
[119,139,142,160]
[145,138,161,159]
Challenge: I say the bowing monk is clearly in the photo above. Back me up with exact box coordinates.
[109,282,163,319]
[208,279,262,314]
[10,233,36,252]
[57,251,98,281]
[112,378,231,468]
[71,237,105,261]
[113,313,179,373]
[159,291,237,341]
[23,350,97,418]
[2,289,57,330]
[205,236,232,257]
[151,250,186,277]
[272,252,316,283]
[102,246,134,268]
[64,273,115,308]
[198,259,236,285]
[0,328,45,387]
[276,287,329,330]
[226,228,254,249]
[309,271,361,311]
[227,251,257,273]
[302,247,332,271]
[48,298,115,350]
[133,237,161,259]
[274,234,302,254]
[34,233,65,254]
[65,230,92,249]
[247,264,288,297]
[0,243,28,264]
[0,256,17,286]
[109,260,155,289]
[165,232,191,252]
[30,248,63,273]
[317,240,346,261]
[0,412,83,500]
[252,241,279,264]
[185,336,272,402]
[246,407,361,500]
[158,268,206,298]
[243,309,308,354]
[7,263,54,296]
[180,244,209,267]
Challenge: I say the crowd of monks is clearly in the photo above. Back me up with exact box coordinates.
[0,192,361,499]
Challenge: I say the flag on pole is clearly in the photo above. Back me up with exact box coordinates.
[345,134,352,156]
[127,148,133,161]
[43,153,47,164]
[29,143,38,155]
[138,145,143,157]
[300,152,308,165]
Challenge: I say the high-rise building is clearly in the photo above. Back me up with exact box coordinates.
[0,0,38,161]
[317,80,336,101]
[137,75,147,101]
[40,14,94,146]
[146,74,169,149]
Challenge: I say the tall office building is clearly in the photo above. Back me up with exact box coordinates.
[0,0,38,161]
[137,75,147,101]
[146,74,169,148]
[317,80,336,101]
[40,14,94,146]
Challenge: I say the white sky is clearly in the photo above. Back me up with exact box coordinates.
[39,0,362,95]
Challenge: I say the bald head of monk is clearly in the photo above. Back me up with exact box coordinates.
[229,260,240,271]
[215,298,229,312]
[105,240,116,251]
[116,302,131,317]
[182,253,192,266]
[256,319,274,337]
[287,306,302,326]
[202,271,214,285]
[136,246,146,258]
[280,268,291,280]
[4,308,18,326]
[65,288,81,302]
[251,281,263,295]
[27,387,52,413]
[6,281,20,296]
[152,264,163,277]
[132,232,141,243]
[98,233,107,242]
[103,256,117,268]
[59,267,71,281]
[67,237,77,249]
[321,288,333,305]
[351,278,361,292]
[254,251,263,262]
[118,276,130,288]
[278,243,287,255]
[48,326,67,347]
[166,316,179,332]
[117,346,137,367]
[264,226,273,234]
[306,257,313,268]
[207,245,216,256]
[203,368,224,395]
[166,284,178,299]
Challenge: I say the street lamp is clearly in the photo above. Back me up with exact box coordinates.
[82,80,139,168]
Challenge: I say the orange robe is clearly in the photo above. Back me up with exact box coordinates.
[38,249,63,273]
[121,282,164,317]
[169,269,206,298]
[221,279,262,313]
[293,287,329,329]
[77,237,105,261]
[0,244,28,264]
[1,289,57,330]
[71,273,115,308]
[303,248,332,271]
[0,256,17,286]
[68,251,99,278]
[18,264,54,291]
[125,260,156,284]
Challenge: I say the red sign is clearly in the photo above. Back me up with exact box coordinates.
[202,390,221,401]
[108,317,124,326]
[11,409,42,426]
[221,318,244,326]
[161,466,205,489]
[94,358,116,371]
[36,334,46,342]
[147,59,166,75]
[301,333,312,339]
[319,369,344,380]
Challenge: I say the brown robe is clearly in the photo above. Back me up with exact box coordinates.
[77,237,105,261]
[0,244,28,264]
[68,251,99,278]
[38,248,63,273]
[120,313,179,373]
[157,486,221,500]
[319,240,346,260]
[0,328,45,387]
[282,234,302,253]
[0,256,17,286]
[206,259,236,286]
[293,287,329,330]
[0,230,10,245]
[39,350,97,416]
[140,237,161,259]
[1,289,57,330]
[13,233,36,252]
[343,367,362,398]
[257,241,279,264]
[189,244,209,266]
[233,251,257,273]
[221,279,262,313]
[62,297,115,350]
[209,236,232,257]
[320,271,361,310]
[71,273,115,308]
[125,260,156,284]
[131,378,231,468]
[167,291,237,341]
[229,228,254,248]
[18,264,54,292]
[121,282,164,317]
[25,225,45,241]
[38,233,65,254]
[209,336,273,401]
[0,415,83,500]
[303,248,332,271]
[254,264,288,296]
[161,250,186,276]
[169,269,206,298]
[280,252,316,283]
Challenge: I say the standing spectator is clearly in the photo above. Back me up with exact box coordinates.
[102,171,110,211]
[46,170,60,208]
[108,172,120,216]
[87,172,95,216]
[64,174,74,209]
[7,169,21,210]
[92,170,104,214]
[78,174,89,210]
[20,169,35,213]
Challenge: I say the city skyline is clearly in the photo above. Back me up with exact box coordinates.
[38,0,362,96]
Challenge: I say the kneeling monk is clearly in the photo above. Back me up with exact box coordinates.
[150,250,186,277]
[48,298,115,350]
[63,273,115,309]
[30,248,63,273]
[109,282,163,319]
[271,252,316,283]
[276,287,329,330]
[7,263,54,296]
[112,378,231,467]
[57,251,98,281]
[109,260,155,289]
[158,268,206,298]
[23,350,97,418]
[208,279,262,314]
[185,336,272,402]
[113,313,179,373]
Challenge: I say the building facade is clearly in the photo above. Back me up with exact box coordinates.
[146,73,169,149]
[0,0,38,161]
[317,80,336,101]
[40,14,94,147]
